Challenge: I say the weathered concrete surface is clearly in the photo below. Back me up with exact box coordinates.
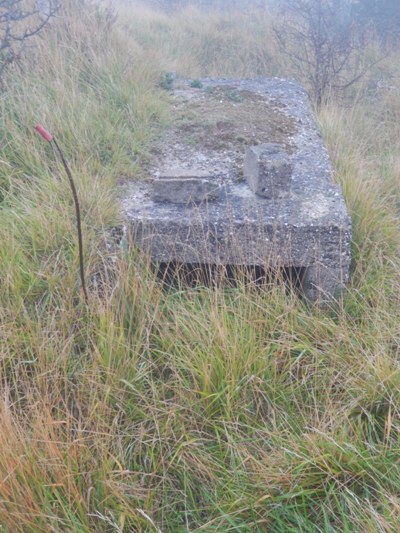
[152,169,220,203]
[244,143,292,198]
[121,78,352,305]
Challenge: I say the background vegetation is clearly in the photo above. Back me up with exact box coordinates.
[0,0,400,531]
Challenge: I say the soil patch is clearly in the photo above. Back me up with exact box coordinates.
[150,82,298,182]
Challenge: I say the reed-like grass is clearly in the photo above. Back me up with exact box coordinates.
[0,1,399,531]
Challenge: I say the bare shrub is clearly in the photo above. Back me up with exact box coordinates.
[0,0,58,80]
[273,0,381,106]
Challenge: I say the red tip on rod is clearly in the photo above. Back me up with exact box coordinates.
[35,124,53,143]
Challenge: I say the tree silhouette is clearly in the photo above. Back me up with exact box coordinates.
[274,0,379,106]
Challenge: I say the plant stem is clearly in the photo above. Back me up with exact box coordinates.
[52,138,89,305]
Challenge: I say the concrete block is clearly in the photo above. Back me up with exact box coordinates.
[122,78,352,304]
[151,169,220,203]
[244,143,292,198]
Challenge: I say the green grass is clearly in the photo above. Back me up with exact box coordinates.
[0,1,400,531]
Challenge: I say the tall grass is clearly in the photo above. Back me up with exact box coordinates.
[0,1,399,531]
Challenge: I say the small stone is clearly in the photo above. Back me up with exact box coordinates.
[152,168,220,204]
[244,143,292,198]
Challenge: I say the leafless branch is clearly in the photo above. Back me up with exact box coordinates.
[0,0,59,81]
[273,0,383,106]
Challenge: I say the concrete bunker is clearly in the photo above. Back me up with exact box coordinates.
[122,78,351,304]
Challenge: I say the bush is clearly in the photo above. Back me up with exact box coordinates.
[274,0,380,106]
[0,0,57,81]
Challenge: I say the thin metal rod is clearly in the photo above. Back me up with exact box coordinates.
[52,138,89,305]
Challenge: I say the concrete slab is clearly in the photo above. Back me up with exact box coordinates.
[121,78,352,305]
[152,168,221,203]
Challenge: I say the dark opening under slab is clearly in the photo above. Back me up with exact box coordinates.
[155,261,307,293]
